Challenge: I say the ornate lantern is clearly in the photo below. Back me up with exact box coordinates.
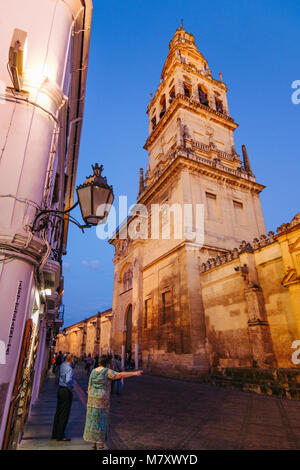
[76,164,114,226]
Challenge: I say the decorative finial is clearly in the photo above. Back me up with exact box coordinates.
[242,145,252,174]
[92,163,103,177]
[219,71,223,83]
[180,19,184,30]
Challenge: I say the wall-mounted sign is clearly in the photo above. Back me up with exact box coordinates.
[6,280,23,356]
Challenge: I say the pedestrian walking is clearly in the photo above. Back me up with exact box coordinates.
[93,354,99,369]
[85,353,93,375]
[107,353,113,369]
[51,353,57,373]
[51,354,74,442]
[125,351,134,370]
[83,354,143,450]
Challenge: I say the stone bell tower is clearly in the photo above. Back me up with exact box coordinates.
[110,25,266,378]
[143,24,265,250]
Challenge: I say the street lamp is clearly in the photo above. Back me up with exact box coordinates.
[76,163,114,226]
[31,163,114,233]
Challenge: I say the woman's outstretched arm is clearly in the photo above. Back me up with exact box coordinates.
[114,370,143,380]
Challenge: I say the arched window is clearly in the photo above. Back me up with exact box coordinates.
[183,83,191,98]
[198,85,208,106]
[123,268,133,291]
[159,95,166,119]
[151,114,156,130]
[215,95,223,114]
[169,87,175,104]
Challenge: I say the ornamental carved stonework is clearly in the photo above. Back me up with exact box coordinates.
[115,238,131,257]
[281,268,298,287]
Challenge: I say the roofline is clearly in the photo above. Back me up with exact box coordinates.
[62,0,93,250]
[60,307,112,331]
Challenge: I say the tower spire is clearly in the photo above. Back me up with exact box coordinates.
[242,144,252,174]
[138,168,145,196]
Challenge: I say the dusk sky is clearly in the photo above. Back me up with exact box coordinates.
[62,0,300,327]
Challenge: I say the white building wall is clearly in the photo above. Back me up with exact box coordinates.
[0,0,92,448]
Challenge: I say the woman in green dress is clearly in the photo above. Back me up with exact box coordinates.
[83,354,142,450]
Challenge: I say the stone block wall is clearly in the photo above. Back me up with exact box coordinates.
[55,309,112,357]
[200,216,300,396]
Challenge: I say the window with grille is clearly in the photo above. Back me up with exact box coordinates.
[184,84,191,98]
[198,86,208,106]
[215,98,223,114]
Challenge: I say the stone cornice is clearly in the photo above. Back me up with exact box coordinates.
[22,76,66,111]
[111,237,145,263]
[275,214,300,239]
[142,241,186,272]
[200,234,280,274]
[138,150,264,207]
[0,233,48,263]
[142,240,228,273]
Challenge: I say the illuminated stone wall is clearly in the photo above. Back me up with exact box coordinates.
[55,309,113,358]
[201,215,300,371]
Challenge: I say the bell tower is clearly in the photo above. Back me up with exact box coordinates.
[110,26,267,379]
[141,24,266,252]
[145,25,235,173]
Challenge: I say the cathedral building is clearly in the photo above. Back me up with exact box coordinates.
[109,26,300,393]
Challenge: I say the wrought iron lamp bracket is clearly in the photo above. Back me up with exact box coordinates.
[31,201,91,233]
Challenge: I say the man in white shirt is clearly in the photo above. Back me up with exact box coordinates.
[51,354,74,441]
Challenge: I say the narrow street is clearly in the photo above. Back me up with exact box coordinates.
[18,365,300,450]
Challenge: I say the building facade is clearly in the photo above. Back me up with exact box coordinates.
[108,26,300,394]
[0,0,92,449]
[201,212,300,396]
[55,309,113,358]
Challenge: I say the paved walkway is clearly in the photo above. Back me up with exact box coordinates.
[18,366,300,450]
[18,368,91,450]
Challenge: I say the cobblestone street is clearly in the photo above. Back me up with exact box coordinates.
[18,366,300,450]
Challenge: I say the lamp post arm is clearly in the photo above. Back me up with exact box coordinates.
[63,200,79,214]
[31,200,91,233]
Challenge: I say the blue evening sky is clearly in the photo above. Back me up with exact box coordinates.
[62,0,300,326]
